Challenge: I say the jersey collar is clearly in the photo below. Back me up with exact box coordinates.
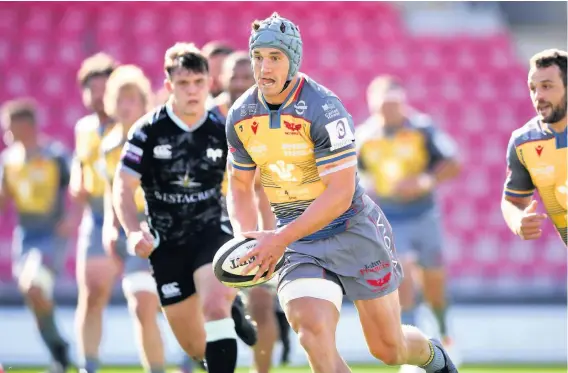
[166,101,208,132]
[257,75,305,111]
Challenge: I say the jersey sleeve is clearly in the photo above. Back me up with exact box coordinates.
[310,97,358,177]
[503,135,535,197]
[422,122,458,168]
[55,152,71,189]
[225,109,256,171]
[119,119,152,179]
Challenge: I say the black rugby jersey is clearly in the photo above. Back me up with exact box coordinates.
[119,103,228,246]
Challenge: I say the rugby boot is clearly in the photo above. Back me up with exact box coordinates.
[232,292,258,346]
[430,338,458,373]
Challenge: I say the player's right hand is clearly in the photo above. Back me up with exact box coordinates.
[127,230,155,258]
[515,200,548,240]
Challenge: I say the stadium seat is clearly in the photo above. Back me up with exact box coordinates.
[0,1,564,300]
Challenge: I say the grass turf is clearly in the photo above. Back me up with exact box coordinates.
[2,365,566,373]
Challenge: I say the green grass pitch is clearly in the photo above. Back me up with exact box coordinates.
[3,365,566,373]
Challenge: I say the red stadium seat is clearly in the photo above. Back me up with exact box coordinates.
[0,1,564,298]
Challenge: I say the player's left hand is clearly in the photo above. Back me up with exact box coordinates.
[238,230,288,283]
[395,174,435,201]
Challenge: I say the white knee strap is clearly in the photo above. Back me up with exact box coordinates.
[278,278,343,313]
[122,271,157,296]
[205,318,237,342]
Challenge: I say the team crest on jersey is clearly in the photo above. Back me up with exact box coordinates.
[284,121,302,135]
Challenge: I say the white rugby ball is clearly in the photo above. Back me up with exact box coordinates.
[213,236,285,288]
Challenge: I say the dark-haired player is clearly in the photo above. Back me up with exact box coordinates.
[1,99,74,373]
[227,12,458,373]
[502,48,567,245]
[202,41,235,99]
[112,42,244,373]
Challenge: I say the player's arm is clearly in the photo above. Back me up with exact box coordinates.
[113,123,149,235]
[55,150,81,236]
[278,99,358,244]
[500,136,538,235]
[103,180,121,230]
[423,123,461,189]
[254,169,276,230]
[226,114,259,235]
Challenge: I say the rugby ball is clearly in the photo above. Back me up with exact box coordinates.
[213,237,285,288]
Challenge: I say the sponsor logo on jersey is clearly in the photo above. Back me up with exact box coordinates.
[206,148,223,162]
[153,144,172,159]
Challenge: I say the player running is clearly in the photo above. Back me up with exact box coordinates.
[70,53,120,373]
[228,13,458,373]
[356,76,461,369]
[211,50,286,373]
[100,64,168,373]
[113,42,246,373]
[502,48,567,245]
[0,99,74,373]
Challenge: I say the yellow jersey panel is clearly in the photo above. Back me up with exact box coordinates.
[75,116,113,198]
[101,125,146,213]
[359,130,429,198]
[505,118,567,243]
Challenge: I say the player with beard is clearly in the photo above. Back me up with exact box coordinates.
[113,42,248,373]
[70,53,120,373]
[502,49,567,245]
[202,41,235,99]
[211,51,291,373]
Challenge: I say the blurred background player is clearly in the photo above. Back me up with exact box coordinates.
[502,49,567,245]
[0,99,74,372]
[210,50,289,373]
[202,41,235,100]
[70,52,119,373]
[100,65,167,373]
[356,76,461,372]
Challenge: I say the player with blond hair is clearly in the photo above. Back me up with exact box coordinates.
[100,64,169,373]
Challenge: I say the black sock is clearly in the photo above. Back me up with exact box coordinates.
[205,338,237,373]
[37,310,67,359]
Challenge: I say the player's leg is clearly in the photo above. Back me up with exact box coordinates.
[12,232,69,372]
[416,212,450,344]
[275,303,291,365]
[193,262,238,373]
[151,247,207,363]
[122,250,165,373]
[278,261,351,373]
[247,285,278,373]
[390,220,420,327]
[75,220,120,373]
[349,202,457,372]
